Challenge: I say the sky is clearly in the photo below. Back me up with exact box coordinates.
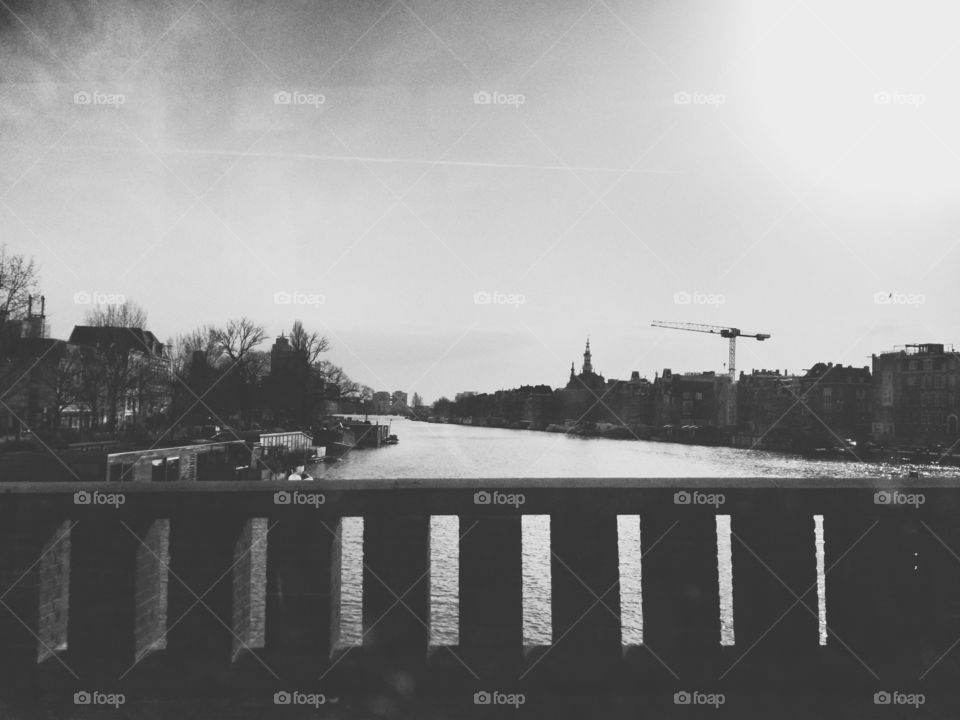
[1,0,959,402]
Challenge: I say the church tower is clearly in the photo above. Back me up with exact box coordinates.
[582,338,592,375]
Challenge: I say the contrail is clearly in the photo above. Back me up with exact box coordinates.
[0,142,682,175]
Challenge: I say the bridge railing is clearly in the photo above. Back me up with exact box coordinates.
[1,478,958,716]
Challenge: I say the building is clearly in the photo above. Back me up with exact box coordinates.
[559,339,610,422]
[67,324,171,431]
[794,362,871,447]
[371,391,392,414]
[0,296,61,435]
[391,391,408,412]
[736,369,801,449]
[654,369,734,433]
[872,344,960,446]
[518,384,555,428]
[261,334,322,427]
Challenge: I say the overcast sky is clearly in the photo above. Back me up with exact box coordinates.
[2,0,959,401]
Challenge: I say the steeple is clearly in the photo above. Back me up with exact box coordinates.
[570,361,575,378]
[582,337,592,375]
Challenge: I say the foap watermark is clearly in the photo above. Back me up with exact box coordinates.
[474,290,526,309]
[674,490,725,508]
[473,90,525,108]
[873,91,926,108]
[274,290,325,308]
[674,91,725,107]
[474,490,525,508]
[874,690,925,708]
[674,691,725,708]
[874,490,925,508]
[274,490,325,508]
[673,290,725,308]
[273,90,326,108]
[473,690,525,708]
[74,490,125,509]
[273,691,326,707]
[873,291,925,309]
[74,90,125,108]
[74,691,125,708]
[73,290,126,306]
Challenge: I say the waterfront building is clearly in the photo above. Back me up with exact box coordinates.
[559,338,611,422]
[795,362,871,447]
[391,390,408,412]
[872,343,960,445]
[735,369,801,449]
[262,334,321,427]
[518,384,555,428]
[67,323,171,431]
[371,391,392,414]
[654,369,734,433]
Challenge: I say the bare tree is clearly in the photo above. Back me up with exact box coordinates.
[171,324,221,375]
[84,300,148,329]
[318,360,363,397]
[289,320,329,365]
[0,246,41,415]
[213,317,266,365]
[212,318,266,427]
[0,244,40,320]
[317,360,346,387]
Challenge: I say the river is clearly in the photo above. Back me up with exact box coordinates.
[308,417,955,649]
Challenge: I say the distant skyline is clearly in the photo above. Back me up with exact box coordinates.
[2,0,959,402]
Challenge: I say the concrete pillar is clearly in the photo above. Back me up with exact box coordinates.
[825,506,925,683]
[458,515,523,679]
[232,517,267,662]
[911,492,960,687]
[362,515,430,693]
[165,512,245,687]
[265,514,334,680]
[546,512,622,690]
[134,519,170,664]
[0,506,52,686]
[729,498,818,685]
[640,513,721,681]
[37,520,72,666]
[68,520,137,679]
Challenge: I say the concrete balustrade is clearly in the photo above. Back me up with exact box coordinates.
[0,478,959,717]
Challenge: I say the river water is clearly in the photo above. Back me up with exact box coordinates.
[306,417,956,649]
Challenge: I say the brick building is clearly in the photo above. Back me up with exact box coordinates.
[736,369,801,449]
[872,344,960,446]
[794,362,872,448]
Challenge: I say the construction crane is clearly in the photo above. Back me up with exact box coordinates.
[651,321,771,380]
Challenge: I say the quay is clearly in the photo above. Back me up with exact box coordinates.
[1,477,959,717]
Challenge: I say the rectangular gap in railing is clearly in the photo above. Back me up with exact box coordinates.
[617,515,642,647]
[429,515,459,647]
[522,515,551,647]
[332,516,363,650]
[717,515,734,647]
[815,514,826,646]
